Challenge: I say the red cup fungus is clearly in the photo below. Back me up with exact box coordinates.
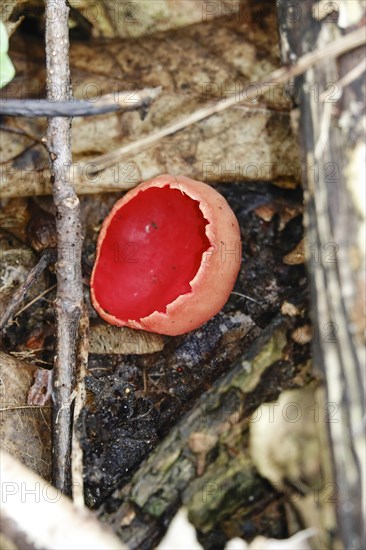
[90,174,241,336]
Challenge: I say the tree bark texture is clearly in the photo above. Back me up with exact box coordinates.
[276,2,365,549]
[98,313,313,549]
[45,0,83,495]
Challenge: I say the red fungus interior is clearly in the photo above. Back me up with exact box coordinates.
[93,186,211,321]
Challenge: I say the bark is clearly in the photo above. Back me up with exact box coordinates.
[0,87,161,117]
[276,2,366,549]
[98,313,313,549]
[45,0,83,495]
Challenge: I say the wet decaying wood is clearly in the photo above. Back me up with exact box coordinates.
[95,314,312,549]
[277,2,365,549]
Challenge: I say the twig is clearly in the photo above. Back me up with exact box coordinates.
[45,0,83,495]
[231,291,262,304]
[72,305,89,509]
[0,249,56,331]
[0,87,161,117]
[319,57,366,101]
[0,123,47,146]
[12,283,57,320]
[0,405,52,412]
[88,26,366,173]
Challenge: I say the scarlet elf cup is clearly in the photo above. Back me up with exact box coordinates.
[91,174,242,336]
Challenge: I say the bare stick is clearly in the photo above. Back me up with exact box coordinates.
[319,57,366,101]
[12,283,57,319]
[89,26,366,172]
[45,0,83,495]
[0,87,161,117]
[72,305,89,508]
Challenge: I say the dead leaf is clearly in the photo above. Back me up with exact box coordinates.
[283,239,305,265]
[89,323,164,354]
[69,0,242,39]
[255,202,303,229]
[0,0,27,32]
[1,12,299,197]
[291,325,312,345]
[281,301,300,317]
[0,246,47,319]
[27,368,52,406]
[249,385,338,549]
[188,432,218,476]
[254,204,276,222]
[0,351,51,480]
[0,199,30,241]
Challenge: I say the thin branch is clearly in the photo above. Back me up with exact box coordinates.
[12,283,57,320]
[0,87,161,117]
[45,0,83,495]
[0,405,52,412]
[0,249,56,331]
[0,123,46,146]
[72,305,89,509]
[88,26,366,173]
[231,291,263,304]
[319,57,366,101]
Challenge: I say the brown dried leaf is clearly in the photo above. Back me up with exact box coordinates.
[1,12,299,197]
[69,0,242,39]
[255,202,303,229]
[188,432,218,476]
[89,323,164,354]
[27,368,52,406]
[283,239,305,265]
[0,351,51,480]
[249,386,338,549]
[291,324,312,345]
[254,204,276,222]
[0,246,47,319]
[188,432,218,455]
[281,301,301,317]
[0,0,27,30]
[0,199,30,241]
